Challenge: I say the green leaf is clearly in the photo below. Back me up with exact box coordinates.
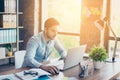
[89,45,108,62]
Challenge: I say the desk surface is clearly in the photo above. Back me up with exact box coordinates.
[0,61,120,80]
[110,72,120,80]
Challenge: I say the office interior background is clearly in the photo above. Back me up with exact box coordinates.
[0,0,120,72]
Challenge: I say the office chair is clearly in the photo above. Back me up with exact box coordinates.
[15,50,26,69]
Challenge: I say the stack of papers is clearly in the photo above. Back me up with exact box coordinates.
[0,74,20,80]
[46,59,64,70]
[52,72,78,80]
[15,68,51,80]
[0,60,64,80]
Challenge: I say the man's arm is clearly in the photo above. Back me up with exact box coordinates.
[25,38,42,68]
[25,38,60,75]
[40,39,66,75]
[54,39,67,59]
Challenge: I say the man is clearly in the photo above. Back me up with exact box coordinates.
[23,18,66,75]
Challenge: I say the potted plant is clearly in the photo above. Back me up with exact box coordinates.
[5,44,12,57]
[89,45,108,69]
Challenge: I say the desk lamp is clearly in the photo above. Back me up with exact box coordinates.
[94,17,117,62]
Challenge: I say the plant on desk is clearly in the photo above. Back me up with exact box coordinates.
[89,45,108,69]
[5,44,13,57]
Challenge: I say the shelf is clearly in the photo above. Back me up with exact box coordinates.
[19,26,24,28]
[0,56,14,60]
[0,40,24,45]
[19,40,24,43]
[0,12,23,15]
[0,26,24,30]
[0,0,23,65]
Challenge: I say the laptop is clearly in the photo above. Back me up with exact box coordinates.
[60,45,86,71]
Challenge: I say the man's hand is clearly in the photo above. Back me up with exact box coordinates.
[40,65,59,75]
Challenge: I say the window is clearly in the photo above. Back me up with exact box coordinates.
[110,0,120,37]
[57,35,80,50]
[49,35,80,58]
[48,0,81,33]
[48,0,81,49]
[46,0,82,57]
[34,0,39,35]
[109,0,120,57]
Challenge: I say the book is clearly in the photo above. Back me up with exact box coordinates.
[0,15,3,27]
[0,0,4,12]
[34,75,51,80]
[0,30,3,43]
[4,0,16,12]
[0,74,19,80]
[3,15,16,28]
[51,72,77,80]
[0,47,6,59]
[15,68,51,80]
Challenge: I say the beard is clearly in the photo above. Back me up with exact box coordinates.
[47,34,56,40]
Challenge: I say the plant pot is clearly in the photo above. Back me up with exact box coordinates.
[8,51,12,57]
[93,61,101,70]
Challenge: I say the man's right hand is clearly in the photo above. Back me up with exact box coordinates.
[40,65,59,75]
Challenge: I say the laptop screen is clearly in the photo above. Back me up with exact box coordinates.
[63,45,87,70]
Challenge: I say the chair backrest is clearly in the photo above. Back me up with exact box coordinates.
[15,50,26,69]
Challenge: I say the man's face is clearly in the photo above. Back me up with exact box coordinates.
[45,25,59,40]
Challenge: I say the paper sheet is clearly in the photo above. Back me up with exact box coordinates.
[51,72,78,80]
[0,74,20,80]
[46,59,64,70]
[15,68,51,80]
